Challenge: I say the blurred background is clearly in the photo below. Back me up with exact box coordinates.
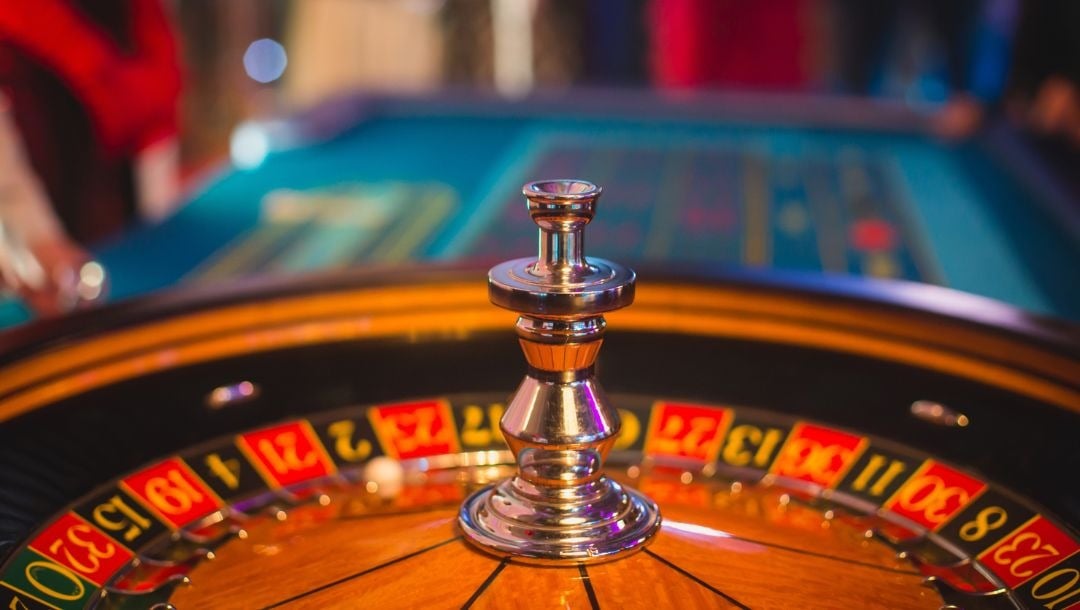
[0,0,1077,323]
[175,0,1075,163]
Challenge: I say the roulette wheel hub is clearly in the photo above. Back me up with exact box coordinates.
[459,179,662,562]
[0,179,1077,609]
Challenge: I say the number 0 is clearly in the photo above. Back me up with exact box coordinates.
[25,560,85,602]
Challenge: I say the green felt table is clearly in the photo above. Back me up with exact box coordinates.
[1,92,1077,327]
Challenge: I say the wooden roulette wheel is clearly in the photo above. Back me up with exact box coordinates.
[0,181,1076,609]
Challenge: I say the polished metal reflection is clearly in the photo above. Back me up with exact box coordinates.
[205,380,261,410]
[501,375,618,447]
[910,400,970,427]
[488,181,635,317]
[459,179,661,563]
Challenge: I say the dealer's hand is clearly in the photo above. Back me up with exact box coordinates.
[0,92,107,316]
[1027,77,1080,145]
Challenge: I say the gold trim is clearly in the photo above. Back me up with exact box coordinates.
[518,339,603,371]
[0,282,1076,423]
[0,284,492,398]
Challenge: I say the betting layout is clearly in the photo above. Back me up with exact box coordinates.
[1,396,1076,610]
[462,137,935,283]
[183,141,933,286]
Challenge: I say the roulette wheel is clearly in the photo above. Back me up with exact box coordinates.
[0,180,1077,609]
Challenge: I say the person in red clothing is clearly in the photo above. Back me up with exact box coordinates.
[648,0,817,91]
[0,0,182,314]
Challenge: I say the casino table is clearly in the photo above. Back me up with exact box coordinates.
[1,91,1078,326]
[0,255,1077,607]
[0,96,1078,609]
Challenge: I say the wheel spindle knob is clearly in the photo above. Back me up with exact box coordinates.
[458,180,661,563]
[525,180,597,280]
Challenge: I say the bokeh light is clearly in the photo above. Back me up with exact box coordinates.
[229,121,270,169]
[243,38,288,84]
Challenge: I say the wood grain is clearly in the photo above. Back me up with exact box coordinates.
[278,540,501,609]
[167,479,943,609]
[170,508,462,609]
[469,561,593,609]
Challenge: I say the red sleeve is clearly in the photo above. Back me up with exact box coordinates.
[124,0,183,151]
[648,0,812,90]
[0,0,180,155]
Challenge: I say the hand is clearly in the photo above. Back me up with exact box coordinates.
[1027,77,1080,145]
[931,95,985,141]
[0,90,108,317]
[0,231,107,316]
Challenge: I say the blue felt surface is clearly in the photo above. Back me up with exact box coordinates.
[1,110,1075,328]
